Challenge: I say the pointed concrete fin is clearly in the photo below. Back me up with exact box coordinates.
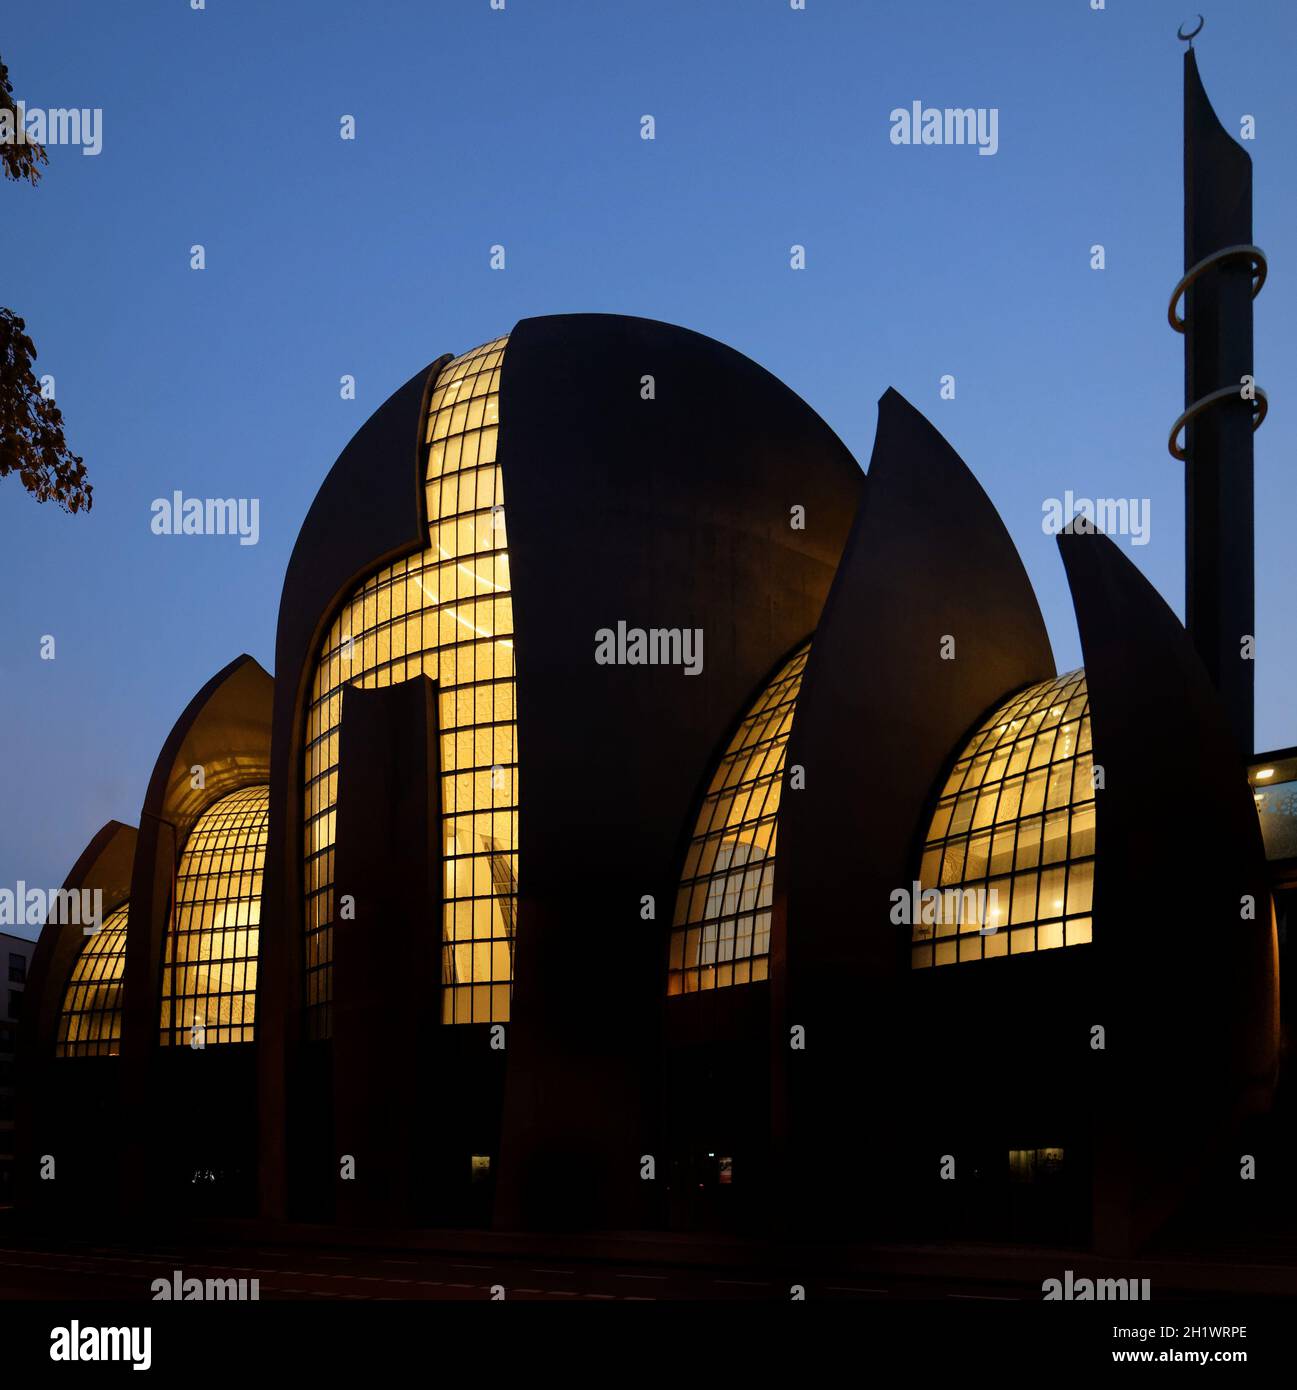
[1056,525,1276,1253]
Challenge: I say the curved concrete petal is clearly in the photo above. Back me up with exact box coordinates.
[118,653,273,1214]
[22,820,137,1062]
[16,819,136,1223]
[772,386,1054,1235]
[259,357,448,1219]
[495,314,865,1231]
[1058,523,1278,1253]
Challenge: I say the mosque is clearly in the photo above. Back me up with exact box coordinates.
[15,47,1291,1260]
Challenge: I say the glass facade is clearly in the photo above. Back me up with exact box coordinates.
[160,783,269,1046]
[669,643,810,994]
[1253,775,1297,861]
[912,669,1095,968]
[304,336,514,1035]
[56,900,130,1058]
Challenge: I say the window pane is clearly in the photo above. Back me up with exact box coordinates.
[56,901,130,1058]
[669,644,809,995]
[912,672,1095,970]
[303,338,515,1035]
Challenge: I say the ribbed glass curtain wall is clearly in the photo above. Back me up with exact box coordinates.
[912,669,1095,968]
[669,643,810,994]
[56,900,130,1057]
[159,783,269,1045]
[303,336,515,1034]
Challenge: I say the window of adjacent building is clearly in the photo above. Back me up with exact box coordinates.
[8,953,25,985]
[669,643,809,994]
[912,670,1095,969]
[1009,1147,1065,1183]
[303,337,514,1035]
[56,901,129,1057]
[1253,778,1297,861]
[159,784,269,1047]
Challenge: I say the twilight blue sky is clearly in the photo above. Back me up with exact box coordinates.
[2,0,1294,930]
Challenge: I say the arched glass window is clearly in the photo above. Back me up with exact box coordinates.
[669,643,810,994]
[911,669,1095,968]
[159,784,268,1045]
[304,336,515,1034]
[56,900,130,1057]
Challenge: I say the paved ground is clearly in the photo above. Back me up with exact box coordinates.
[5,1230,1288,1377]
[0,1234,1059,1301]
[4,1218,1297,1303]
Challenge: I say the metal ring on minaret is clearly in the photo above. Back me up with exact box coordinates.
[1169,384,1268,461]
[1168,243,1267,332]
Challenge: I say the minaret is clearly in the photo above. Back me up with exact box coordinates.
[1171,36,1267,756]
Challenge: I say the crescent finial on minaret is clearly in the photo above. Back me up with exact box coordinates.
[1178,14,1204,46]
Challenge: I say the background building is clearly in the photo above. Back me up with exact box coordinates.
[0,932,35,1205]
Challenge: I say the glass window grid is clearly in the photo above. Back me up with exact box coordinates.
[303,337,514,1036]
[56,900,130,1058]
[668,643,810,995]
[911,670,1095,969]
[159,783,269,1046]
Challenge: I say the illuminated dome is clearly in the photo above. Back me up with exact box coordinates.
[303,336,513,1033]
[18,279,1280,1250]
[670,643,809,993]
[56,899,130,1057]
[159,783,270,1046]
[911,669,1095,968]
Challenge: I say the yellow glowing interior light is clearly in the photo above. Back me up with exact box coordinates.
[668,644,808,995]
[432,544,509,593]
[302,336,514,1034]
[1255,768,1275,780]
[56,900,131,1058]
[159,783,269,1046]
[912,670,1095,970]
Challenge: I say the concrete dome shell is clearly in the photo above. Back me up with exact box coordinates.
[21,819,137,1065]
[256,313,867,1226]
[16,819,138,1221]
[494,315,865,1230]
[110,654,272,1216]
